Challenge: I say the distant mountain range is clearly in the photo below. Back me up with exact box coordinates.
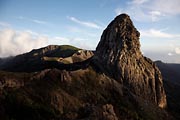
[155,61,180,85]
[0,14,179,120]
[155,61,180,119]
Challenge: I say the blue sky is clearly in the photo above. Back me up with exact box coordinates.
[0,0,180,63]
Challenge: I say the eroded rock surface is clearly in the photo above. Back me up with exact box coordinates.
[96,14,167,108]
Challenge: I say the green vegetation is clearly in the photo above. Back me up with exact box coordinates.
[59,45,80,51]
[46,45,80,58]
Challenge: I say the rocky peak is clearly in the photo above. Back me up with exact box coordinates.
[95,14,167,108]
[96,14,141,65]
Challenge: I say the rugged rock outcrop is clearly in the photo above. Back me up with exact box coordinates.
[95,14,167,108]
[0,14,172,120]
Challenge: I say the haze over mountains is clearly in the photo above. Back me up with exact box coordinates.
[0,14,179,120]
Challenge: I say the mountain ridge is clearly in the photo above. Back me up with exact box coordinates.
[0,14,177,120]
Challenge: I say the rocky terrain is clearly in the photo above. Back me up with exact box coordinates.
[0,14,178,120]
[95,14,166,108]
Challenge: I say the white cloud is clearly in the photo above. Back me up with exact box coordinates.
[144,50,180,63]
[175,47,180,54]
[115,6,154,22]
[94,20,106,29]
[0,28,48,57]
[32,20,47,24]
[149,11,163,22]
[66,26,100,38]
[71,37,95,50]
[25,30,39,36]
[52,37,70,45]
[129,0,149,5]
[0,28,95,57]
[67,16,102,29]
[0,22,10,27]
[168,52,173,56]
[151,0,180,15]
[115,0,180,22]
[51,36,94,50]
[140,29,180,38]
[17,16,47,25]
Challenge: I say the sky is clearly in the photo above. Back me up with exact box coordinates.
[0,0,180,63]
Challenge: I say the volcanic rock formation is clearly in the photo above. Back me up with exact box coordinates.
[0,14,171,120]
[95,14,167,108]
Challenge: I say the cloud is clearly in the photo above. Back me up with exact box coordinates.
[0,21,10,27]
[129,0,149,5]
[115,6,154,22]
[115,0,180,22]
[67,16,102,29]
[0,28,48,57]
[51,36,94,50]
[168,52,173,56]
[149,11,163,22]
[66,26,82,33]
[66,26,100,38]
[144,50,180,63]
[32,20,47,24]
[151,0,180,15]
[0,27,96,58]
[52,37,70,45]
[17,16,47,25]
[175,47,180,54]
[25,30,39,36]
[140,29,180,38]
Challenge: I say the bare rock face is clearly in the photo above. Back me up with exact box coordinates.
[95,14,167,108]
[102,104,118,120]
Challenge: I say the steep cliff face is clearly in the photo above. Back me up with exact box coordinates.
[96,14,166,108]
